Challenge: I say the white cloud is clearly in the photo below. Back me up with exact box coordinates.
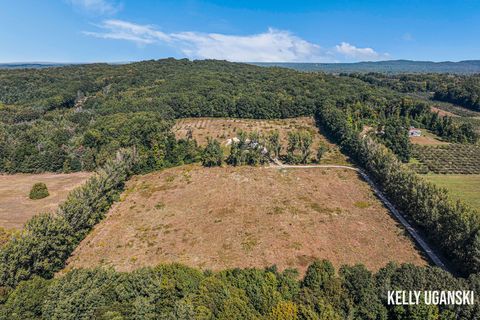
[335,42,389,61]
[171,28,324,62]
[84,19,390,62]
[84,20,171,44]
[67,0,121,15]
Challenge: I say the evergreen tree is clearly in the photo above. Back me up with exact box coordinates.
[201,138,223,167]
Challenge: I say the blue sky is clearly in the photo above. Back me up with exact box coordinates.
[1,0,479,63]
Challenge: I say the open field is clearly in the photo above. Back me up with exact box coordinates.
[0,172,92,229]
[65,165,426,274]
[174,117,351,165]
[422,174,480,212]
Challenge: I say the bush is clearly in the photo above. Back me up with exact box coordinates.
[29,183,49,200]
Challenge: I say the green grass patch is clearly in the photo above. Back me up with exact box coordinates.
[354,201,371,209]
[422,174,480,211]
[154,202,165,210]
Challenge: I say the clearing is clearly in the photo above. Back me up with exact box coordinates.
[409,130,449,146]
[422,174,480,212]
[430,106,458,117]
[0,172,92,229]
[174,117,350,165]
[65,165,426,274]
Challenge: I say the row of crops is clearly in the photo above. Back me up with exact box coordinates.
[410,144,480,174]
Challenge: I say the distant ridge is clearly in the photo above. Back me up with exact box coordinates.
[2,59,480,74]
[0,63,70,69]
[252,60,480,74]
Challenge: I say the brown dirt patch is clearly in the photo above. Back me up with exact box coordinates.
[174,117,350,165]
[431,106,458,117]
[410,136,449,145]
[410,131,450,146]
[0,172,92,229]
[65,165,426,274]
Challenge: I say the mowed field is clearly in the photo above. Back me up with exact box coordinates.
[0,172,92,229]
[422,174,480,212]
[174,117,350,165]
[66,165,426,274]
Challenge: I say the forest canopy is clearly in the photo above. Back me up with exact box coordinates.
[1,59,477,173]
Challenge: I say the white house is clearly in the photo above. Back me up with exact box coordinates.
[409,127,422,137]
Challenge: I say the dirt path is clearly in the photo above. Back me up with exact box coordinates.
[270,162,449,271]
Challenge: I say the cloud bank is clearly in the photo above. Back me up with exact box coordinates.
[335,42,389,61]
[84,19,389,62]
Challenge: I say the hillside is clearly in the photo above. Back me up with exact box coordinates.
[65,165,426,273]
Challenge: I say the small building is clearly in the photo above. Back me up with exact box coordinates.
[409,127,422,137]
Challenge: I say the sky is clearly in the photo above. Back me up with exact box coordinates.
[0,0,479,63]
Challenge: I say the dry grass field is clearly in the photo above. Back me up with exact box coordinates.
[174,117,350,165]
[0,172,92,229]
[65,165,426,274]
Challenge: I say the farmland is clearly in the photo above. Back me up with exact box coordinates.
[65,165,426,274]
[173,117,350,165]
[422,174,480,211]
[411,144,480,174]
[0,172,91,229]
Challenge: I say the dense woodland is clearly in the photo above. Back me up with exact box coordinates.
[0,59,477,173]
[350,72,480,112]
[1,262,479,319]
[255,60,480,74]
[1,59,480,318]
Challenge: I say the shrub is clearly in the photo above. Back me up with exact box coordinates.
[29,183,49,200]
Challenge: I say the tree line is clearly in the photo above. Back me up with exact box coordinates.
[0,260,478,319]
[315,101,480,276]
[201,129,325,167]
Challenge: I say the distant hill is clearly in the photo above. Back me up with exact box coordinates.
[253,60,480,74]
[0,63,70,69]
[2,59,480,74]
